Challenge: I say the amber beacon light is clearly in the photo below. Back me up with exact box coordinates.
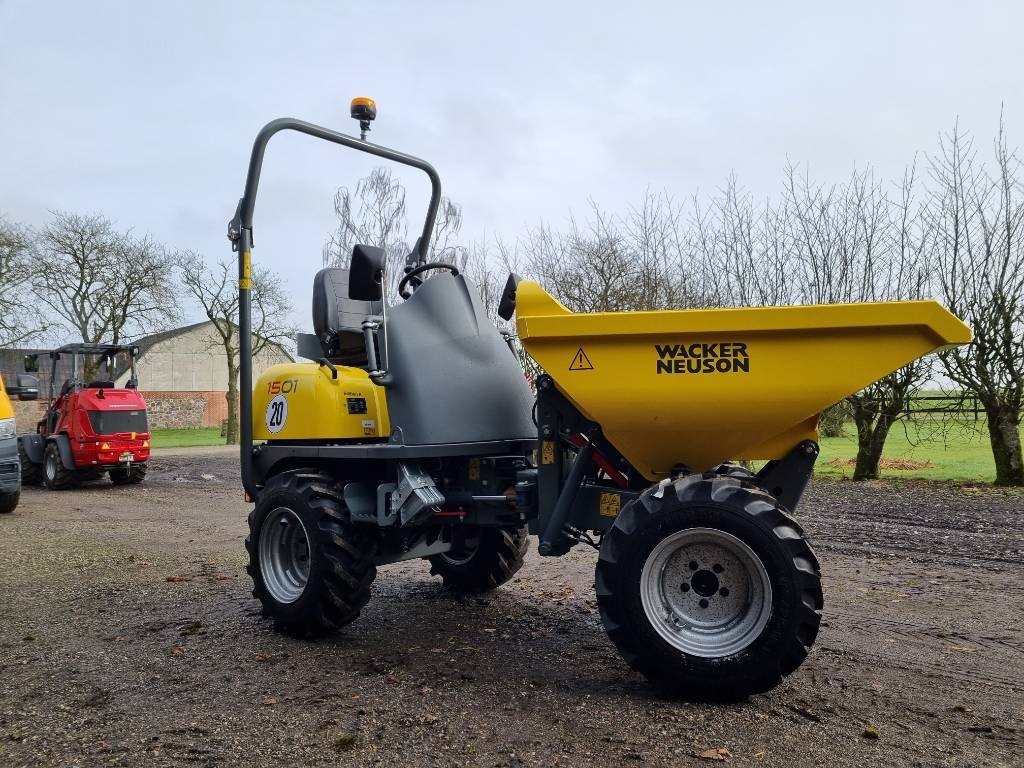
[350,97,377,140]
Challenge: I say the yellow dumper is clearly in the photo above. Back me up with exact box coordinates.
[230,106,972,700]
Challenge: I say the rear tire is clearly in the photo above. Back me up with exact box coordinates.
[246,470,378,637]
[43,442,78,490]
[596,474,823,701]
[110,463,147,485]
[428,525,529,593]
[18,442,41,486]
[0,491,19,514]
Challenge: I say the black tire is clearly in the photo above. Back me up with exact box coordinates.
[18,442,41,486]
[596,473,823,701]
[109,463,147,485]
[42,442,78,490]
[0,491,19,514]
[427,525,529,593]
[246,470,378,638]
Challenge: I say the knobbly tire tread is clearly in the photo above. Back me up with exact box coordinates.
[0,490,19,514]
[595,473,823,701]
[43,442,78,490]
[709,462,757,480]
[109,463,147,485]
[428,525,529,593]
[246,470,378,638]
[18,442,41,486]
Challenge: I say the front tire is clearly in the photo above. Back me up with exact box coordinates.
[43,442,78,490]
[428,525,529,593]
[18,442,41,486]
[110,463,147,485]
[0,491,19,514]
[246,470,378,637]
[596,474,823,700]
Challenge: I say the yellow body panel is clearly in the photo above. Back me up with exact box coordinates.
[252,362,390,441]
[0,377,13,420]
[516,281,972,479]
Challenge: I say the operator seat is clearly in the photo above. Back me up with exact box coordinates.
[312,268,382,368]
[87,379,115,389]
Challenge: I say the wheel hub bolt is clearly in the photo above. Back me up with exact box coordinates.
[712,563,723,573]
[699,598,709,609]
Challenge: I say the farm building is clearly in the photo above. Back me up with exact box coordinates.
[0,321,292,432]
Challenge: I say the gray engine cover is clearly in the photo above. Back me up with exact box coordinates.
[382,272,535,445]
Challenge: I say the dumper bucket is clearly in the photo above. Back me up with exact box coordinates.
[515,281,972,480]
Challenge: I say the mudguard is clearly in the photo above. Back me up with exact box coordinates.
[51,434,76,470]
[18,434,44,465]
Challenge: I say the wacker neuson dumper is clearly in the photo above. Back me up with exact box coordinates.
[227,101,972,699]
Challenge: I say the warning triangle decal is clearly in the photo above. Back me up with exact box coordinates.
[569,347,594,370]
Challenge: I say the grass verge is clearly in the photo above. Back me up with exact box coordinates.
[150,428,224,449]
[816,419,1009,483]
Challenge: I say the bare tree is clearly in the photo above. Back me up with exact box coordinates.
[687,166,934,479]
[929,119,1024,485]
[31,211,179,376]
[787,165,934,479]
[0,215,45,345]
[323,167,468,298]
[177,253,294,445]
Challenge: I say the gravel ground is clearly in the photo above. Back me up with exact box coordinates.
[1,451,1021,767]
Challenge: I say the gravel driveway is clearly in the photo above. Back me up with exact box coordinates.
[1,450,1021,767]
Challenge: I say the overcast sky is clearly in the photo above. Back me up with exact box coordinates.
[1,1,1020,332]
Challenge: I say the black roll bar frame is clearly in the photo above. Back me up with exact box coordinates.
[227,118,442,498]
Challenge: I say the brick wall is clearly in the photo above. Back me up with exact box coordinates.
[12,400,46,435]
[11,390,236,432]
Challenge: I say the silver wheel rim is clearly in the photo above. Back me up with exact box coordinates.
[45,451,57,481]
[640,527,772,658]
[259,507,311,604]
[440,531,481,566]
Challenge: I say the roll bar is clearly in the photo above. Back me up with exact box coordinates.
[227,117,443,498]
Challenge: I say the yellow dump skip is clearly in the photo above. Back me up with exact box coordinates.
[516,281,972,480]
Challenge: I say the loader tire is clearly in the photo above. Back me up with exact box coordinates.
[0,491,19,514]
[18,442,41,486]
[596,474,823,701]
[110,463,147,485]
[42,442,78,490]
[428,525,529,593]
[246,470,378,638]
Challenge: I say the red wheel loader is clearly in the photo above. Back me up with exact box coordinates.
[18,344,151,490]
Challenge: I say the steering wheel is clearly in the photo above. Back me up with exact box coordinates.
[398,262,460,298]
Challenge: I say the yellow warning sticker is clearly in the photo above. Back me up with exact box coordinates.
[569,347,594,370]
[541,440,556,465]
[468,458,481,481]
[239,250,252,290]
[599,492,621,517]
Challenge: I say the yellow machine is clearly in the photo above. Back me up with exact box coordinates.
[231,104,971,701]
[0,369,39,514]
[515,281,972,477]
[253,362,389,441]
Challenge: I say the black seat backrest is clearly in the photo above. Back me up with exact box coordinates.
[312,268,382,367]
[87,380,115,389]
